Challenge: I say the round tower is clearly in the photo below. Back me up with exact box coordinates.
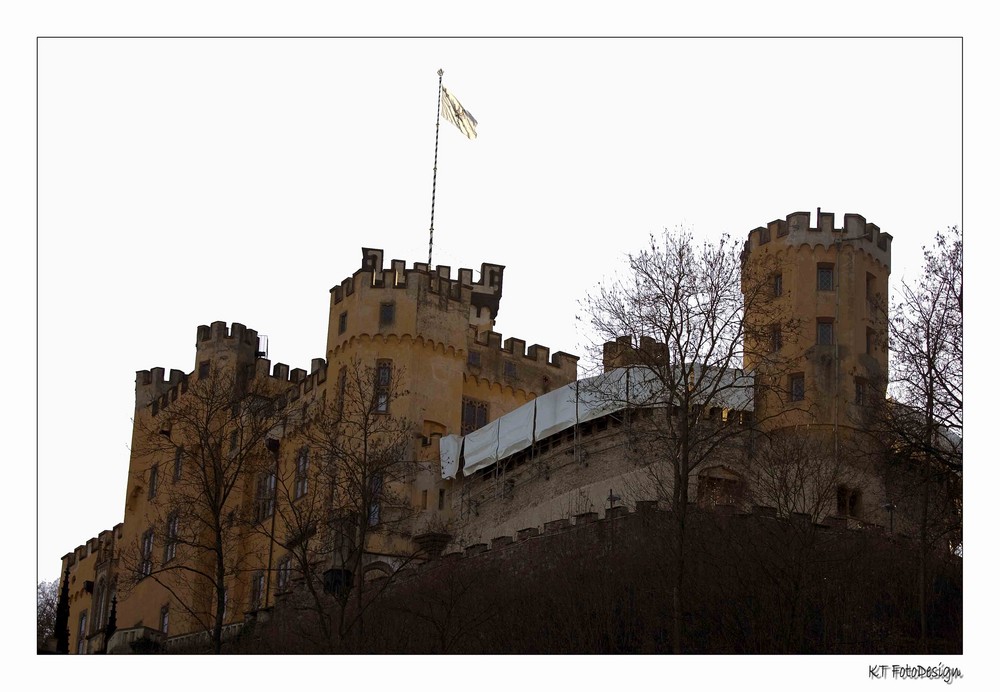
[741,210,891,433]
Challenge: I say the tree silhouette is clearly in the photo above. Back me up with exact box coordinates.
[120,367,296,653]
[583,227,797,652]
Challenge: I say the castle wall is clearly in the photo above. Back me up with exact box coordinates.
[448,410,891,554]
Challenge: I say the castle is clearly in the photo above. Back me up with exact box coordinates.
[57,210,897,654]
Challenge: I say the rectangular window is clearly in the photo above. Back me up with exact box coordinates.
[256,471,276,522]
[379,302,395,327]
[77,611,88,654]
[837,486,861,517]
[855,377,868,406]
[250,572,265,611]
[421,489,428,510]
[773,272,783,297]
[148,464,159,499]
[140,529,154,577]
[503,361,517,378]
[198,361,210,379]
[229,429,239,456]
[295,448,310,500]
[368,474,383,527]
[817,264,834,291]
[173,446,184,482]
[770,324,782,353]
[438,488,445,511]
[866,272,876,302]
[277,557,291,592]
[164,513,179,563]
[159,606,169,635]
[338,311,347,335]
[817,319,834,346]
[374,360,392,413]
[467,350,481,367]
[334,366,346,417]
[461,397,489,435]
[866,327,877,355]
[790,373,805,402]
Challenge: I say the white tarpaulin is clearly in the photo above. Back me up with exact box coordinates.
[575,369,631,423]
[687,363,755,411]
[534,368,643,441]
[463,417,501,475]
[533,384,578,441]
[442,365,754,478]
[623,366,666,407]
[496,399,535,459]
[439,434,463,480]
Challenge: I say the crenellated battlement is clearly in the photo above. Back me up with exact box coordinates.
[470,329,579,373]
[742,210,892,270]
[602,335,669,370]
[400,502,884,573]
[61,523,123,568]
[331,247,505,318]
[251,356,328,399]
[135,367,187,410]
[195,321,260,349]
[138,321,325,414]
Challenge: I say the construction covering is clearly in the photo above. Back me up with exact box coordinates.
[439,434,463,480]
[462,418,502,476]
[439,365,754,479]
[533,385,578,441]
[496,400,536,460]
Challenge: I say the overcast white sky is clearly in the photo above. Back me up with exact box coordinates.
[10,3,991,679]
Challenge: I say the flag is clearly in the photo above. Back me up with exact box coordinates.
[441,85,478,139]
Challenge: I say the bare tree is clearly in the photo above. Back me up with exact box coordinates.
[741,427,873,522]
[260,357,417,652]
[875,226,962,652]
[37,579,59,651]
[583,228,795,653]
[120,367,295,653]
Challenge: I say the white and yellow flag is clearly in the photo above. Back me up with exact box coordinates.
[441,85,478,139]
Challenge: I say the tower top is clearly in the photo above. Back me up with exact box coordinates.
[331,247,505,321]
[742,211,892,271]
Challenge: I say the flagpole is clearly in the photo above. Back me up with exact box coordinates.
[427,68,444,267]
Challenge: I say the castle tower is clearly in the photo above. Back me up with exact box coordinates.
[326,249,576,437]
[194,321,261,378]
[326,248,578,535]
[741,210,892,433]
